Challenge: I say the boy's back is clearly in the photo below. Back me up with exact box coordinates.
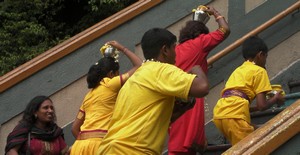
[212,36,284,145]
[213,60,272,123]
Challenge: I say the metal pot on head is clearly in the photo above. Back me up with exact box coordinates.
[100,44,119,60]
[192,5,210,24]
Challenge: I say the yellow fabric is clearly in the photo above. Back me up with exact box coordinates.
[213,119,254,145]
[80,73,129,131]
[71,138,102,155]
[77,130,107,140]
[213,61,272,123]
[97,61,196,155]
[71,73,129,155]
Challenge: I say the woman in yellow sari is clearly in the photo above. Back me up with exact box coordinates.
[70,41,142,155]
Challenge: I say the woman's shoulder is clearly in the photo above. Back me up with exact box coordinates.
[12,121,31,131]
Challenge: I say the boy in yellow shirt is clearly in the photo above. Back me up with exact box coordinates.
[213,36,285,145]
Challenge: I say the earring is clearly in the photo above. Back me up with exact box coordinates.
[34,114,37,119]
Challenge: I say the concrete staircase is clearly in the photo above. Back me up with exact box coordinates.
[1,0,299,153]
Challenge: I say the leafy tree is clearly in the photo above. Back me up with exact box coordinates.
[0,0,137,76]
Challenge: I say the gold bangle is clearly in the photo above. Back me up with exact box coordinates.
[218,27,227,34]
[215,16,224,21]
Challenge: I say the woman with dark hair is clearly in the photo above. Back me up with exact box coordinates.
[168,6,230,155]
[70,41,142,155]
[5,95,68,155]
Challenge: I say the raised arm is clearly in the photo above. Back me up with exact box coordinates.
[107,41,142,76]
[206,6,230,37]
[188,65,209,98]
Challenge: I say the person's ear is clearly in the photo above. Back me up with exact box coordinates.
[254,51,262,59]
[259,51,267,57]
[161,45,168,58]
[107,71,114,78]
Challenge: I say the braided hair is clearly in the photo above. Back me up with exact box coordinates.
[87,57,119,89]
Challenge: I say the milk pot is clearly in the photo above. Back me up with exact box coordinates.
[192,5,210,24]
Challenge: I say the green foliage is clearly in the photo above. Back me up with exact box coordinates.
[0,0,137,76]
[0,0,67,76]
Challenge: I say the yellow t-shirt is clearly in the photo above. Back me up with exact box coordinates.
[213,61,272,123]
[97,61,196,155]
[79,73,129,132]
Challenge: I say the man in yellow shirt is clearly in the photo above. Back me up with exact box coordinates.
[213,36,285,145]
[97,28,209,155]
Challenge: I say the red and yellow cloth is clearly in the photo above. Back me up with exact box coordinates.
[213,61,272,144]
[97,61,196,155]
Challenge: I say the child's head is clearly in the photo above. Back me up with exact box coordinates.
[178,20,209,44]
[87,57,119,89]
[141,28,177,64]
[242,36,268,67]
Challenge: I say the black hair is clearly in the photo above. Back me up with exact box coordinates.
[179,20,209,43]
[242,36,268,59]
[141,28,177,60]
[21,95,56,126]
[87,57,119,89]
